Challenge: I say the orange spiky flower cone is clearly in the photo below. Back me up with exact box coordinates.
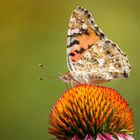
[48,85,134,140]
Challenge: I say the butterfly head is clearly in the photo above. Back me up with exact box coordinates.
[58,72,75,84]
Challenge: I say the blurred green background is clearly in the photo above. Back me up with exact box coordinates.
[0,0,140,139]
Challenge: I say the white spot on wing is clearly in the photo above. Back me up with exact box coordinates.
[97,58,105,66]
[67,37,70,46]
[67,28,79,36]
[98,41,106,47]
[70,18,75,22]
[82,24,87,29]
[67,29,71,36]
[67,37,74,46]
[109,65,119,72]
[67,44,79,53]
[85,51,91,60]
[71,28,79,35]
[78,59,83,65]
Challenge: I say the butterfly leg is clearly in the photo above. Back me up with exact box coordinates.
[65,83,70,89]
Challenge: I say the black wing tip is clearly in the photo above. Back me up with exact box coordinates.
[76,6,91,15]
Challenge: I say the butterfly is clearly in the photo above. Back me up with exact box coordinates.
[59,6,131,84]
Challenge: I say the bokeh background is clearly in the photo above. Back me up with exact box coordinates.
[0,0,140,139]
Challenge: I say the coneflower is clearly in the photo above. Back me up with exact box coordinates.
[48,85,134,140]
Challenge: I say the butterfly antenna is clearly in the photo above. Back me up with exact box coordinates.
[38,75,59,80]
[38,64,63,76]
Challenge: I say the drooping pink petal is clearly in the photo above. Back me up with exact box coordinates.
[72,135,79,140]
[96,134,106,140]
[104,133,117,140]
[121,134,135,140]
[113,132,126,140]
[84,134,93,140]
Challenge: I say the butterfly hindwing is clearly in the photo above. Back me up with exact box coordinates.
[72,40,131,84]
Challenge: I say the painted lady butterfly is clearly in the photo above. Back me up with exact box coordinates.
[59,6,131,84]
